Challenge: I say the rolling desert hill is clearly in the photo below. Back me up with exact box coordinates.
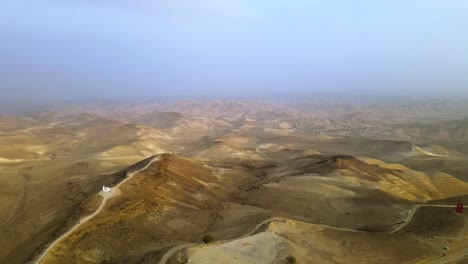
[0,98,467,264]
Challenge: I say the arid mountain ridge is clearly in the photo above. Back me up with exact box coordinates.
[0,98,467,263]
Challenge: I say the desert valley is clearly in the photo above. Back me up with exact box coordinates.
[0,98,467,264]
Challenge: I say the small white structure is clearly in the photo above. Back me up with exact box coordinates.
[102,186,111,192]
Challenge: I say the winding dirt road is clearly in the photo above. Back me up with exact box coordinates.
[390,204,455,234]
[157,215,368,264]
[425,248,468,264]
[157,217,288,264]
[34,156,159,264]
[158,204,459,264]
[34,167,463,264]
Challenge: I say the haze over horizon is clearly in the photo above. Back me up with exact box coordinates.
[1,1,467,102]
[1,4,468,262]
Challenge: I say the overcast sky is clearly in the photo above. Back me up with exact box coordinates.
[1,1,467,101]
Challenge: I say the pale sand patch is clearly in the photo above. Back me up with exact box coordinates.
[187,232,288,264]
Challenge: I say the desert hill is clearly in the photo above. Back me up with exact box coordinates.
[33,151,468,263]
[0,98,467,263]
[40,154,224,263]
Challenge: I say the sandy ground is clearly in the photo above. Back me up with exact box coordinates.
[1,101,468,264]
[425,248,468,264]
[35,156,159,264]
[159,204,465,264]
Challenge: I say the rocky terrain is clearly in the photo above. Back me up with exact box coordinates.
[0,98,467,264]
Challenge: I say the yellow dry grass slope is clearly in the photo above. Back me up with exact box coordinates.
[42,154,221,263]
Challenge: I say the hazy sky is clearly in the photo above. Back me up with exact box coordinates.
[1,1,467,101]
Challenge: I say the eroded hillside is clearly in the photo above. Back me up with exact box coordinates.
[0,99,467,264]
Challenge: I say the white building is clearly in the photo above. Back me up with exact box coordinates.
[102,186,111,192]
